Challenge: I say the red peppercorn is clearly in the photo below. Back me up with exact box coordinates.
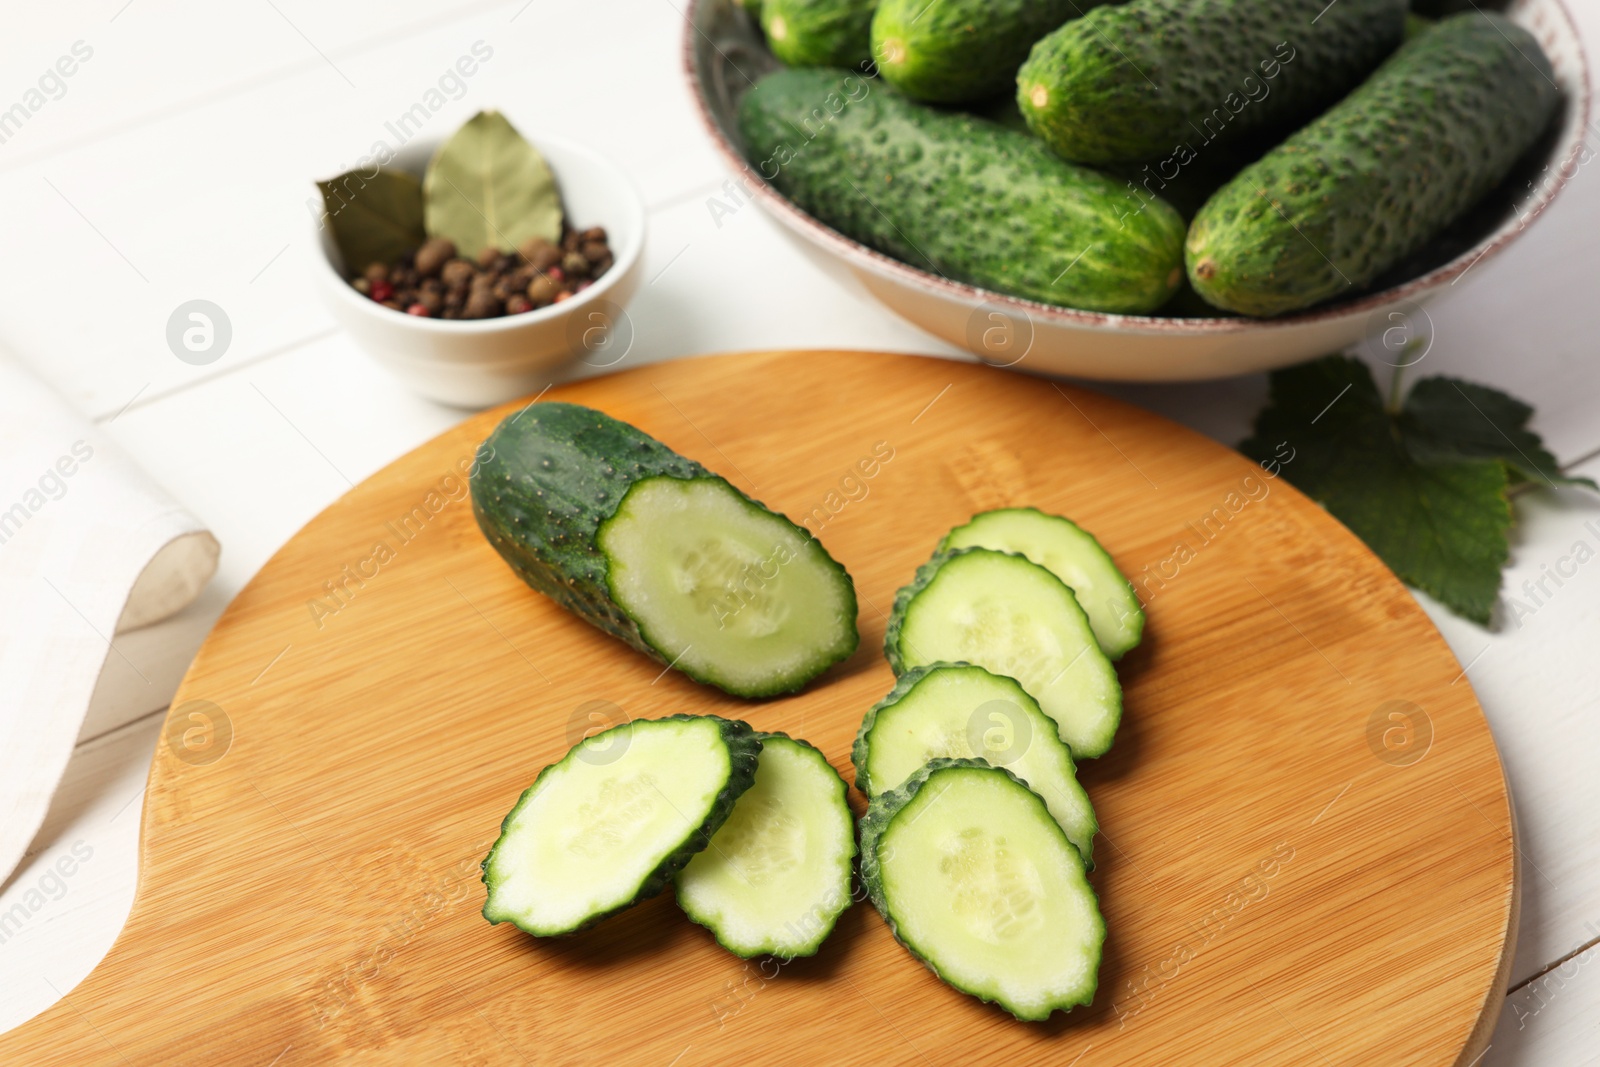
[554,291,572,303]
[576,280,593,292]
[406,303,430,317]
[370,280,394,302]
[546,267,565,283]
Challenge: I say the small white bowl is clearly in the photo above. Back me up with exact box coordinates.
[312,133,645,407]
[684,0,1590,381]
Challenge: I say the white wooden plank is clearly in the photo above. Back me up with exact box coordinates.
[593,179,968,365]
[0,0,729,419]
[0,715,158,1035]
[1415,455,1600,987]
[1487,940,1600,1066]
[76,583,231,744]
[0,1,515,168]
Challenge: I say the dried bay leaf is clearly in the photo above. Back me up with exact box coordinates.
[423,110,563,255]
[317,168,426,276]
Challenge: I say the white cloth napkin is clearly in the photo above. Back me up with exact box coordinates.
[0,358,218,884]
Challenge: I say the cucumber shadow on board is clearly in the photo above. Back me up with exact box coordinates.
[1071,626,1152,788]
[745,893,873,982]
[507,893,687,967]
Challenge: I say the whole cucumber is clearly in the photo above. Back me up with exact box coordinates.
[762,0,876,69]
[1017,0,1407,164]
[1187,13,1561,317]
[872,0,1107,105]
[739,69,1186,314]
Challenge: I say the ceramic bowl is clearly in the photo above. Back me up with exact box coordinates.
[684,0,1590,381]
[312,133,645,407]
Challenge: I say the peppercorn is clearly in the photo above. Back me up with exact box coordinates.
[441,259,475,290]
[414,237,456,278]
[527,274,561,307]
[527,241,562,272]
[349,222,614,320]
[464,280,501,318]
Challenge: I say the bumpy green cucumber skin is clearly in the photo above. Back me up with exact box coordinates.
[470,401,857,697]
[471,402,707,655]
[481,715,763,936]
[762,0,876,69]
[738,68,1186,314]
[677,731,856,958]
[872,0,1104,105]
[1017,0,1407,164]
[858,757,1104,1020]
[883,551,941,675]
[1186,13,1561,317]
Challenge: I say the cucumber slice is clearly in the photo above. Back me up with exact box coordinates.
[676,733,855,958]
[860,758,1104,1021]
[852,663,1096,865]
[471,402,859,698]
[940,508,1143,660]
[884,548,1122,758]
[598,476,857,697]
[482,715,761,936]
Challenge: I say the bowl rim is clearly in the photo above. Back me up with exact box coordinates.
[311,130,647,335]
[681,0,1593,334]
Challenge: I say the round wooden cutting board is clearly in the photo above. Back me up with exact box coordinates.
[2,351,1515,1066]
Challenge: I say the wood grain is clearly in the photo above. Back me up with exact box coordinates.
[0,351,1515,1066]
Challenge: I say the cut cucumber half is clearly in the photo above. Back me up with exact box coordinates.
[860,758,1104,1021]
[676,733,856,958]
[471,402,859,698]
[482,715,761,936]
[884,548,1121,758]
[598,476,857,697]
[940,508,1143,660]
[852,663,1097,865]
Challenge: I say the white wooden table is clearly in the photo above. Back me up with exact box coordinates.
[2,3,1598,1061]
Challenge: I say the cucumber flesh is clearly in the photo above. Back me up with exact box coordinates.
[853,663,1096,865]
[860,759,1104,1021]
[940,508,1143,660]
[676,733,856,958]
[887,549,1122,758]
[598,476,858,697]
[483,716,761,936]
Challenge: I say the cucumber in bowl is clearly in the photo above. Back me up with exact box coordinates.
[483,715,762,936]
[853,663,1097,865]
[471,402,859,698]
[860,758,1105,1021]
[885,548,1122,758]
[676,733,855,958]
[939,508,1143,660]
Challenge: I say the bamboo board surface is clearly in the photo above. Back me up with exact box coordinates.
[1,351,1515,1065]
